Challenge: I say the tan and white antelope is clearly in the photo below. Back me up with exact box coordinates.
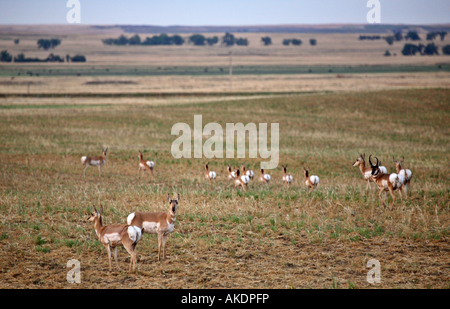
[138,150,155,179]
[281,165,293,186]
[234,169,250,191]
[87,205,143,272]
[81,147,108,177]
[369,155,404,208]
[352,153,375,192]
[204,163,216,185]
[227,164,237,181]
[304,167,319,190]
[241,165,255,180]
[259,168,271,184]
[127,194,180,261]
[393,156,413,197]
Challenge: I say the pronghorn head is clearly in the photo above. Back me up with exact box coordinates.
[236,169,241,177]
[138,150,143,159]
[87,205,103,222]
[282,165,287,173]
[303,167,309,178]
[369,155,381,176]
[353,153,365,167]
[260,168,264,174]
[103,148,108,157]
[393,156,404,170]
[227,165,232,173]
[205,163,209,171]
[168,193,180,214]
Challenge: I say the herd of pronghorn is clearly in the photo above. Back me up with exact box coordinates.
[82,148,413,272]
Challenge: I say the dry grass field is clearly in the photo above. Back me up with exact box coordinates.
[0,89,449,289]
[0,25,449,289]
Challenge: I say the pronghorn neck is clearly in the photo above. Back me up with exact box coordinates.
[395,162,402,174]
[304,170,309,179]
[93,216,103,238]
[358,160,367,175]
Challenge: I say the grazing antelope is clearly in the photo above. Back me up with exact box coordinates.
[87,205,143,272]
[234,169,250,191]
[227,165,237,181]
[281,165,294,186]
[304,167,319,190]
[393,156,413,197]
[241,165,255,180]
[127,194,179,261]
[81,147,108,177]
[369,155,404,208]
[204,163,216,185]
[259,168,271,184]
[138,150,155,179]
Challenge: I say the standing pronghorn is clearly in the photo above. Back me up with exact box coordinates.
[81,147,108,177]
[227,165,237,181]
[352,153,375,192]
[87,205,143,272]
[127,194,180,261]
[234,169,250,191]
[138,150,155,179]
[304,167,319,190]
[281,165,294,186]
[241,165,255,180]
[259,168,271,184]
[204,163,216,185]
[369,155,404,208]
[393,156,413,197]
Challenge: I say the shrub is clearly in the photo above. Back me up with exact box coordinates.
[443,45,450,55]
[70,54,86,62]
[0,50,12,62]
[309,38,317,46]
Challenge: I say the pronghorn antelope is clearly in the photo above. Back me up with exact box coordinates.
[227,165,237,181]
[138,150,155,179]
[81,148,108,177]
[259,168,271,184]
[369,155,404,208]
[393,156,413,197]
[281,165,294,186]
[127,194,179,261]
[241,165,255,180]
[234,169,250,191]
[352,153,385,192]
[204,163,216,185]
[303,167,319,190]
[87,205,143,272]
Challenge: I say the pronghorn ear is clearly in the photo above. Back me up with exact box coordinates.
[99,205,103,214]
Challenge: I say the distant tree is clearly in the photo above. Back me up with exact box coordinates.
[282,39,291,46]
[66,54,71,62]
[384,50,391,56]
[128,34,141,45]
[206,36,219,46]
[385,36,394,45]
[423,43,439,55]
[235,38,248,46]
[405,31,421,41]
[189,34,206,46]
[14,39,20,45]
[71,54,86,62]
[115,35,129,45]
[172,34,185,45]
[401,43,421,56]
[291,39,302,46]
[0,50,12,62]
[442,45,450,55]
[37,39,51,50]
[309,38,317,46]
[439,31,447,41]
[222,32,236,46]
[261,36,272,46]
[394,32,403,41]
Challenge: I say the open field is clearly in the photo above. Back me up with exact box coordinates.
[0,88,449,289]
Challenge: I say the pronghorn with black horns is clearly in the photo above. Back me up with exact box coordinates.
[393,156,413,197]
[304,167,319,190]
[281,164,293,186]
[81,147,108,177]
[138,150,155,179]
[352,153,386,192]
[87,205,143,272]
[127,194,179,261]
[369,155,404,208]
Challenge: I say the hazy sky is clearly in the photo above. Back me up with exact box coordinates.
[0,0,449,25]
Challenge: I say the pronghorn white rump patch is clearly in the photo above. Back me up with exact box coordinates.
[379,166,388,174]
[146,161,155,168]
[127,226,142,244]
[246,170,254,178]
[310,175,319,185]
[81,156,87,164]
[209,171,217,179]
[126,213,135,225]
[263,174,271,181]
[241,175,250,184]
[283,175,293,183]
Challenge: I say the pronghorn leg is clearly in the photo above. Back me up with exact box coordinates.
[122,243,136,272]
[113,247,121,270]
[157,233,162,261]
[105,244,112,271]
[379,190,386,208]
[389,188,395,209]
[398,187,403,201]
[162,235,167,260]
[404,183,408,198]
[83,164,89,177]
[98,166,101,177]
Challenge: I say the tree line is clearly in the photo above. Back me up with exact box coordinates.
[0,50,86,63]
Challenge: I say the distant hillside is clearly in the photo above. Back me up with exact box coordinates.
[111,24,450,34]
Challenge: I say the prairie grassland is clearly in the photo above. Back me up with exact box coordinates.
[0,88,448,288]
